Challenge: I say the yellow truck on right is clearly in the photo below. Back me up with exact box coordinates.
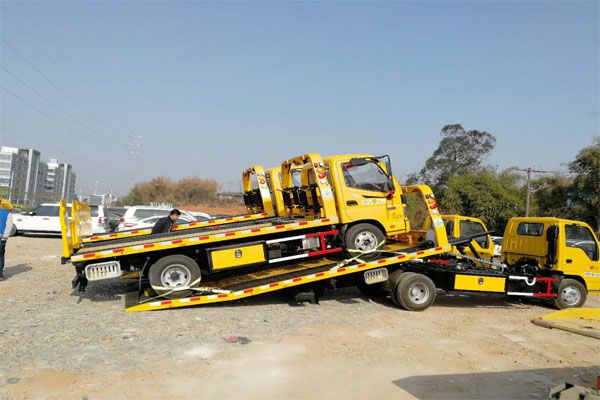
[502,217,600,308]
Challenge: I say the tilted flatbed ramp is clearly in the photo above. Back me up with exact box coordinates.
[83,212,271,244]
[124,244,452,312]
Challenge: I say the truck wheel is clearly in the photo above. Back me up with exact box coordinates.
[148,255,201,299]
[388,270,411,307]
[554,279,587,309]
[345,223,385,261]
[395,273,436,312]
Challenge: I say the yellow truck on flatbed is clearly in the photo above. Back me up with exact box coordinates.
[60,153,599,312]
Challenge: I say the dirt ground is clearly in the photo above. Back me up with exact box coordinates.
[0,236,598,400]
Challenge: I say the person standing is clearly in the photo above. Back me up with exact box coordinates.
[0,199,15,280]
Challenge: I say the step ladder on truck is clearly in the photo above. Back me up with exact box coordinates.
[59,153,599,312]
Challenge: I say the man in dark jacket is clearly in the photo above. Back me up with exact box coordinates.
[151,209,181,234]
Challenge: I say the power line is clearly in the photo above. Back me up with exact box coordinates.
[1,64,128,150]
[9,2,134,137]
[0,36,128,146]
[1,85,127,156]
[0,127,125,176]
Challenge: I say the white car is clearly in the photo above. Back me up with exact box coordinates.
[118,206,209,231]
[116,214,197,231]
[12,203,109,235]
[491,236,503,258]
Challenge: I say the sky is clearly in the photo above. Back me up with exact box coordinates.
[1,1,598,196]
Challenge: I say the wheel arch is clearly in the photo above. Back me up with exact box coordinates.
[562,274,588,290]
[342,219,387,237]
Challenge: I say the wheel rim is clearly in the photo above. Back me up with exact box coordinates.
[160,264,192,289]
[407,282,430,305]
[354,231,378,251]
[561,286,581,306]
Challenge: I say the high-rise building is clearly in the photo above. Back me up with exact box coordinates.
[0,147,77,204]
[19,148,41,204]
[0,146,28,204]
[52,161,77,202]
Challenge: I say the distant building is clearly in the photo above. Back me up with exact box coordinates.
[0,146,28,204]
[20,148,41,204]
[0,147,77,205]
[53,162,76,202]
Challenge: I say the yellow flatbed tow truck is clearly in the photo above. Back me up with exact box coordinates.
[60,153,598,312]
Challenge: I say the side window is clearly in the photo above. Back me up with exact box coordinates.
[90,206,99,217]
[33,205,59,217]
[154,210,169,217]
[565,224,599,261]
[459,220,488,248]
[342,161,391,192]
[517,222,544,236]
[445,220,454,238]
[134,209,155,219]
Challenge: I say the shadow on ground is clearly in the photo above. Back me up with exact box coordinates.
[393,367,600,399]
[4,263,32,278]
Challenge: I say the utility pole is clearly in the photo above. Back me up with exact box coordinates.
[514,167,556,217]
[128,133,142,190]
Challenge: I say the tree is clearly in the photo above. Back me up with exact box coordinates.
[441,170,525,232]
[531,175,575,220]
[419,124,496,190]
[569,137,600,231]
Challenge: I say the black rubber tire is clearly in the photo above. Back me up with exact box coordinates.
[553,279,587,309]
[344,223,385,261]
[9,225,17,236]
[388,271,412,307]
[148,254,201,299]
[395,273,436,312]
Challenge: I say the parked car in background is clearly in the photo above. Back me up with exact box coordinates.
[116,214,197,231]
[12,203,109,235]
[89,205,110,234]
[12,203,63,235]
[106,212,122,232]
[187,211,211,221]
[117,206,207,231]
[491,236,503,259]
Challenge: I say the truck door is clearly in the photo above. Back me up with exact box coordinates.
[338,159,397,230]
[457,219,494,261]
[562,223,600,291]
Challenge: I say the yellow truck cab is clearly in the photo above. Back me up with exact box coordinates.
[503,217,600,307]
[442,215,495,261]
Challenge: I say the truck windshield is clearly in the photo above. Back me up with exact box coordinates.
[342,161,391,192]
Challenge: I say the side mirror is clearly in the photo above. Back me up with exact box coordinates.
[28,211,36,216]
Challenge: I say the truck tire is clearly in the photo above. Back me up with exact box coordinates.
[148,255,201,299]
[554,279,587,309]
[388,270,411,307]
[395,273,436,312]
[344,223,385,261]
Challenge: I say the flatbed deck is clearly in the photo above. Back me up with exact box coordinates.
[124,244,453,312]
[83,212,272,243]
[71,216,339,263]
